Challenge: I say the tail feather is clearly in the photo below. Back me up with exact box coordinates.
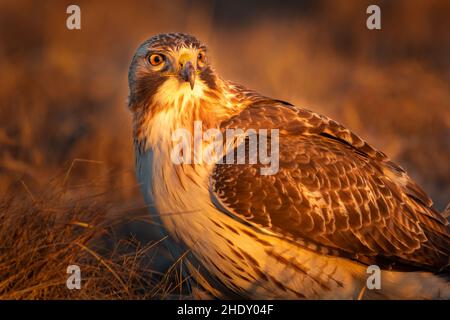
[374,271,450,300]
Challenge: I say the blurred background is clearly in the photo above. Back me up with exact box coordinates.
[1,0,449,211]
[0,0,449,298]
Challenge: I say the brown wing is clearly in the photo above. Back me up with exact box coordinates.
[211,101,449,272]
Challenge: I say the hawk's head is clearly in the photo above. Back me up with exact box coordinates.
[128,33,219,111]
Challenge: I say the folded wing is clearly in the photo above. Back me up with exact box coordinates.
[210,101,449,272]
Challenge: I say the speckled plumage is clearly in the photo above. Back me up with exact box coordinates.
[128,33,449,299]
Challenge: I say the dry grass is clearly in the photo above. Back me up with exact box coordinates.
[0,173,190,299]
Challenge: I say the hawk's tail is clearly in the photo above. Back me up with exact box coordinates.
[375,271,450,300]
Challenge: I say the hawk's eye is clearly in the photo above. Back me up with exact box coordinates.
[149,54,164,66]
[197,52,206,63]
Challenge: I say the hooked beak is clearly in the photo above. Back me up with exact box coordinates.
[180,60,196,90]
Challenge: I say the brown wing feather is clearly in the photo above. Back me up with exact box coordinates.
[211,101,449,272]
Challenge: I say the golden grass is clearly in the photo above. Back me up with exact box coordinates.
[0,173,191,299]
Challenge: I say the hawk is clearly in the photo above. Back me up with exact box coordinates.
[128,33,449,299]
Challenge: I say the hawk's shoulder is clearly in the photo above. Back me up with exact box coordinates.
[221,100,432,207]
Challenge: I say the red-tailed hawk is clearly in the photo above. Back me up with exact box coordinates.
[128,33,449,299]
